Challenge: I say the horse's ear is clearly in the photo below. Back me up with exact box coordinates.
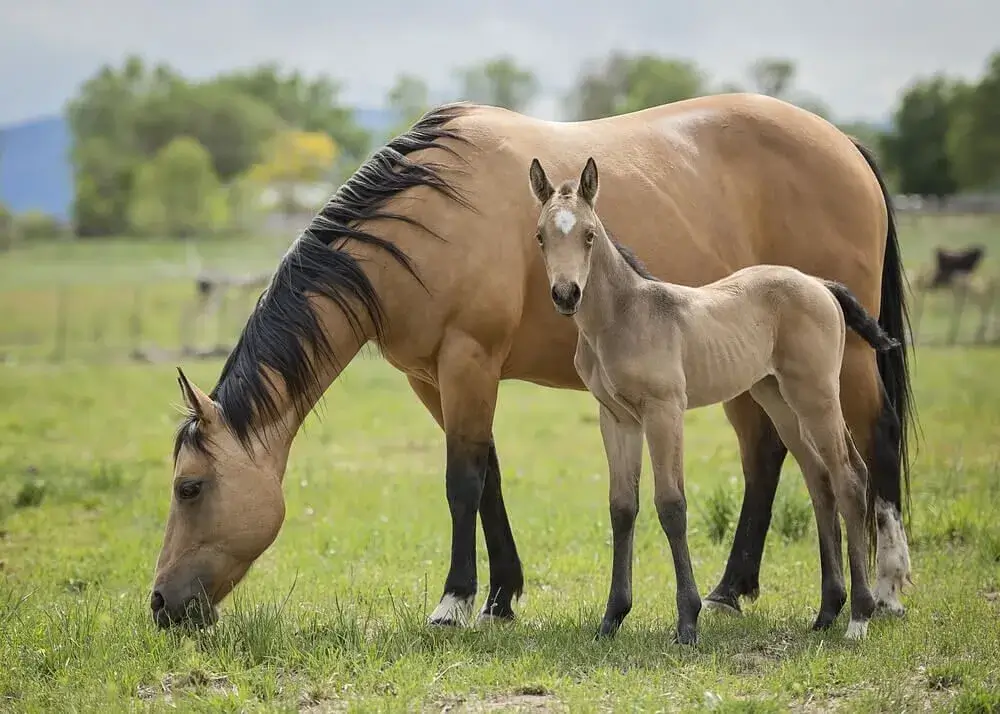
[578,157,599,206]
[529,158,554,205]
[176,366,215,423]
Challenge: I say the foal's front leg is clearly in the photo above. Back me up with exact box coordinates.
[596,404,644,638]
[644,397,701,645]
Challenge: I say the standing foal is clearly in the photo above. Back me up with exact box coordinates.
[528,157,900,645]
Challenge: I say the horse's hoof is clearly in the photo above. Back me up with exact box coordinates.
[844,619,869,640]
[427,594,474,628]
[476,611,515,627]
[702,597,742,617]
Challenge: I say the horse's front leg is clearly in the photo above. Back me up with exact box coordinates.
[406,376,523,625]
[595,402,644,638]
[644,396,701,645]
[425,334,503,627]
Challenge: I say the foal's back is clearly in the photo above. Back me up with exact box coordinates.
[637,264,846,409]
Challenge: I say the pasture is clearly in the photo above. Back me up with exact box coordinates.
[1,214,1000,712]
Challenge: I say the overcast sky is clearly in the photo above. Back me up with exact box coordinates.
[1,0,997,127]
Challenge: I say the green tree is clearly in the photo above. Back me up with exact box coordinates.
[947,52,1000,190]
[565,53,705,119]
[215,64,371,164]
[457,56,539,111]
[749,57,796,98]
[881,75,960,198]
[129,137,225,238]
[72,138,136,236]
[386,73,431,136]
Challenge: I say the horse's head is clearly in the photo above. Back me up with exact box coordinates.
[528,157,602,316]
[150,368,287,629]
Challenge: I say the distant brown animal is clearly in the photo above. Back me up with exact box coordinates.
[529,157,900,643]
[150,94,914,635]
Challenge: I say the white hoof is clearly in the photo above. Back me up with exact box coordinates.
[428,594,475,627]
[844,619,869,640]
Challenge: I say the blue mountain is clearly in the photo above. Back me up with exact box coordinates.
[0,107,399,224]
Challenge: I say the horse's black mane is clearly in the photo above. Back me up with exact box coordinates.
[174,102,476,458]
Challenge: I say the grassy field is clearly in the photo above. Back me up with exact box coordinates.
[1,215,1000,712]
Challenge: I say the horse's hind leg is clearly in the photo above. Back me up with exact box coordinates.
[705,394,787,615]
[781,376,877,640]
[748,378,847,631]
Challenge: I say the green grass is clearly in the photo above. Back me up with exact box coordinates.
[1,216,1000,712]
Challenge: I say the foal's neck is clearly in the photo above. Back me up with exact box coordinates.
[575,229,645,336]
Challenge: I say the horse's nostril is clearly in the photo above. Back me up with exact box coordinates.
[551,286,561,304]
[150,590,165,613]
[570,284,581,302]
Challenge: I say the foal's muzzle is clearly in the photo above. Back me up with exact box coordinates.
[551,282,582,315]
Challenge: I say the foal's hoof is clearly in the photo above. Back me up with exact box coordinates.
[844,619,869,641]
[595,617,622,640]
[702,596,743,617]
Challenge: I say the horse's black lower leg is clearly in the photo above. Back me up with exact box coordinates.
[477,439,524,621]
[706,405,787,613]
[429,437,490,626]
[657,497,702,645]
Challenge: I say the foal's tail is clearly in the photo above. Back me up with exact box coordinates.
[823,280,901,352]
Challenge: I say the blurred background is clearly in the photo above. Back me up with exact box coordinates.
[1,1,999,360]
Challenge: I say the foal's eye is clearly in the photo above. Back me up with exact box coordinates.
[584,230,595,245]
[176,480,203,501]
[535,232,544,245]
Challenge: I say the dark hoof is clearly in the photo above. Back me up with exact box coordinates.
[811,612,838,631]
[674,625,698,646]
[596,617,622,640]
[477,610,516,626]
[702,595,742,617]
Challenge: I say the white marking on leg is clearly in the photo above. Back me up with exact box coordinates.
[554,209,576,234]
[844,618,869,640]
[429,593,475,626]
[874,497,911,616]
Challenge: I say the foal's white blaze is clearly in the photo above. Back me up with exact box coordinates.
[845,618,869,640]
[874,497,911,616]
[554,209,577,234]
[428,593,475,626]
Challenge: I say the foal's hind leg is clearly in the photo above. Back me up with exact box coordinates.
[781,376,877,640]
[748,378,847,631]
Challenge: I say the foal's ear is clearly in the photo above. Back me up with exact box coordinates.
[176,366,216,423]
[578,157,599,206]
[529,158,554,205]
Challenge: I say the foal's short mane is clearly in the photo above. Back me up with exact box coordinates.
[174,103,477,458]
[610,236,657,281]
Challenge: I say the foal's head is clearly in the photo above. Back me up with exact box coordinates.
[528,157,602,316]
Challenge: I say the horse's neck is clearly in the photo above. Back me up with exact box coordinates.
[575,234,642,336]
[242,306,369,464]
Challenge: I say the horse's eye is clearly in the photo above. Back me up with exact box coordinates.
[535,232,544,245]
[176,480,203,501]
[584,230,595,245]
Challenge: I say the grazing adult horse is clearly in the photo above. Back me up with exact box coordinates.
[151,93,914,631]
[528,156,900,643]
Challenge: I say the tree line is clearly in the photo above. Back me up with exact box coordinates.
[1,48,998,245]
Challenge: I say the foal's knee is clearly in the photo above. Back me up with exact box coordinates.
[655,493,688,538]
[610,496,639,532]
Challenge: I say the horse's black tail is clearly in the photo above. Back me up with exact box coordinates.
[823,279,901,352]
[851,138,917,539]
